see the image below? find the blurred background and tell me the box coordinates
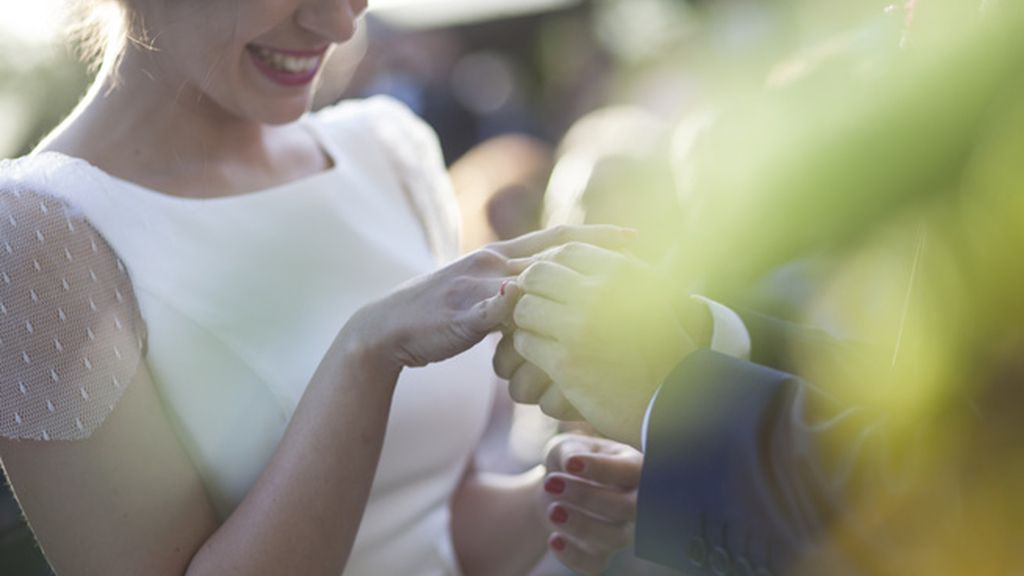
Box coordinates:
[4,0,1024,574]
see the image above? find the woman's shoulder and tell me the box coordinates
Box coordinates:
[310,96,461,262]
[0,151,108,204]
[309,95,447,175]
[310,94,430,135]
[0,158,147,442]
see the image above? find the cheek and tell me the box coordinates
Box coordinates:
[165,2,262,69]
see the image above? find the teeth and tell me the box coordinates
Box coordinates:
[253,46,321,75]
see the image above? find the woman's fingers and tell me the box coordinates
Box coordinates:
[549,533,611,576]
[545,435,644,489]
[547,502,633,549]
[490,224,636,259]
[563,450,644,490]
[545,435,592,473]
[541,435,639,576]
[458,281,521,336]
[542,474,637,523]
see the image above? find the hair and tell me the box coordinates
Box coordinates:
[65,0,140,73]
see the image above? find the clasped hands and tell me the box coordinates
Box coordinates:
[354,220,700,445]
[492,232,702,448]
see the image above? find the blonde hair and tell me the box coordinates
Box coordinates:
[65,0,136,73]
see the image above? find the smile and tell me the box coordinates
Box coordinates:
[247,45,328,87]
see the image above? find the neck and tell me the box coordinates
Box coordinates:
[41,45,276,178]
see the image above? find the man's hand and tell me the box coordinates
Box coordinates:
[497,241,697,447]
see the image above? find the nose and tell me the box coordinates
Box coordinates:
[296,0,368,44]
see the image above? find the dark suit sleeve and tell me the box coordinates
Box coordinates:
[636,349,886,575]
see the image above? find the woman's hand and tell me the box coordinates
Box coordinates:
[344,225,638,373]
[538,434,642,575]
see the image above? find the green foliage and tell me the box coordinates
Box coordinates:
[0,37,91,157]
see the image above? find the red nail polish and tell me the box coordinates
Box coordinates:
[550,536,567,552]
[550,506,568,524]
[544,477,566,495]
[567,457,585,474]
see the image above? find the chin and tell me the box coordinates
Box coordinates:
[260,103,312,125]
[245,95,315,126]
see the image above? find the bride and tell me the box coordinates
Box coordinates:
[0,0,641,574]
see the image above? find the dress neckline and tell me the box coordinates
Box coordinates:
[38,115,344,206]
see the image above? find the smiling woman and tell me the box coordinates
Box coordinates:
[0,1,641,575]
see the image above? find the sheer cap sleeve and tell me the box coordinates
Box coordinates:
[0,180,146,441]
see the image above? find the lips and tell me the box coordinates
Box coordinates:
[247,44,328,87]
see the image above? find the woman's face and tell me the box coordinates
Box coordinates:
[133,0,368,124]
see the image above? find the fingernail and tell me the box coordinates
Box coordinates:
[544,477,566,495]
[550,506,568,524]
[550,535,567,552]
[567,457,585,474]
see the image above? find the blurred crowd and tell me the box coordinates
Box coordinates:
[4,0,1024,573]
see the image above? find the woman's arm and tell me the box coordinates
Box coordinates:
[451,463,549,576]
[1,307,404,576]
[0,217,634,576]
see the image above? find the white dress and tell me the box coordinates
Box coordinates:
[3,96,494,575]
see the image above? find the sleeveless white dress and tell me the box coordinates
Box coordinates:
[13,96,494,575]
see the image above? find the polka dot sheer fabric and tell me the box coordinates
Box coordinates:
[0,188,146,441]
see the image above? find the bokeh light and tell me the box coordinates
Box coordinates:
[0,0,66,46]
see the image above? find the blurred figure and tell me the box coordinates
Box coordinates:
[499,0,1024,574]
[450,134,554,253]
[545,106,682,263]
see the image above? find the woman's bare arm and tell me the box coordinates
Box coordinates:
[451,463,549,576]
[0,217,635,575]
[2,320,400,576]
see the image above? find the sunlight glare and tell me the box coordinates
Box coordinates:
[0,0,67,46]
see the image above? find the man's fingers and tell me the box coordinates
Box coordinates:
[492,331,524,380]
[513,329,563,382]
[544,241,635,277]
[518,260,586,305]
[539,385,581,421]
[490,224,636,259]
[508,362,552,404]
[513,294,572,341]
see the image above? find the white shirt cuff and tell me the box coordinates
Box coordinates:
[691,295,751,361]
[641,297,751,452]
